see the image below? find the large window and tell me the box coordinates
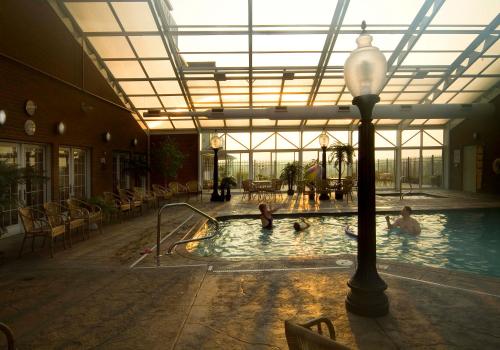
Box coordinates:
[59,147,89,201]
[200,128,445,190]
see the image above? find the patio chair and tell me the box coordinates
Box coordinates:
[241,180,257,201]
[342,179,354,203]
[0,322,15,350]
[45,201,86,244]
[18,207,67,258]
[266,179,283,201]
[185,180,202,201]
[133,187,157,209]
[151,184,173,204]
[118,189,142,216]
[103,192,131,221]
[67,198,103,234]
[168,181,188,196]
[284,317,351,350]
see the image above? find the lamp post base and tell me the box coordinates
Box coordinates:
[210,193,224,202]
[345,281,388,317]
[319,192,330,200]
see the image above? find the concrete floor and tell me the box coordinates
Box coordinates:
[1,190,500,349]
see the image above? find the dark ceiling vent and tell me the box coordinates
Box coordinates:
[214,72,226,81]
[338,106,350,112]
[211,108,224,113]
[146,109,161,117]
[401,105,412,111]
[187,61,216,68]
[283,72,295,80]
[275,106,288,112]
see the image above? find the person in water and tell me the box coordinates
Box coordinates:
[293,217,311,231]
[259,203,280,229]
[385,206,421,235]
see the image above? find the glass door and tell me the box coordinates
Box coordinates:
[59,147,89,202]
[113,152,130,191]
[1,142,48,236]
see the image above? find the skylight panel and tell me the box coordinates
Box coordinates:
[281,94,308,102]
[170,0,247,25]
[412,34,478,51]
[160,96,188,108]
[129,36,168,57]
[318,85,344,93]
[464,77,498,91]
[119,81,154,95]
[191,95,220,103]
[129,96,162,108]
[253,87,281,93]
[225,119,250,127]
[402,52,461,66]
[252,119,276,127]
[328,119,352,126]
[141,60,176,78]
[88,37,135,58]
[430,0,500,25]
[177,35,248,53]
[449,92,483,103]
[447,78,473,91]
[277,120,302,126]
[424,119,448,125]
[181,54,248,67]
[253,0,338,25]
[253,35,327,52]
[111,2,158,32]
[432,92,456,104]
[199,120,225,127]
[105,60,146,78]
[343,0,424,25]
[146,120,173,129]
[334,34,403,51]
[482,59,500,75]
[221,95,249,103]
[152,81,183,94]
[464,57,495,75]
[306,120,328,126]
[65,2,120,32]
[315,94,340,102]
[253,94,279,102]
[253,53,321,67]
[187,80,218,88]
[171,119,196,129]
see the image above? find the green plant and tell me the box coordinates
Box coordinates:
[88,196,117,216]
[329,143,355,185]
[123,157,150,187]
[220,176,237,189]
[151,139,186,181]
[280,162,302,194]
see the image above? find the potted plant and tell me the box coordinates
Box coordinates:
[220,176,237,201]
[329,143,355,200]
[151,138,185,186]
[280,162,302,196]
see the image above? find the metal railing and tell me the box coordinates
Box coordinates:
[399,176,413,200]
[156,202,219,265]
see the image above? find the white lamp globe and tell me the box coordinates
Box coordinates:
[319,132,330,148]
[344,22,387,98]
[210,134,222,149]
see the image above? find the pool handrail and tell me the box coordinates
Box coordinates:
[399,176,413,200]
[156,202,219,265]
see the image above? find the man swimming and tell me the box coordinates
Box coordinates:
[259,203,279,229]
[385,206,421,235]
[293,217,311,231]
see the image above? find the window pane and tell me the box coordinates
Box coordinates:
[65,2,120,32]
[422,149,443,188]
[111,2,158,31]
[129,36,168,58]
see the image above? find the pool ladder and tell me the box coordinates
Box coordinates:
[399,176,413,200]
[156,202,219,266]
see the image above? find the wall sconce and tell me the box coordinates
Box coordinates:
[57,122,65,135]
[100,151,107,170]
[0,110,6,125]
[81,102,94,113]
[104,131,111,142]
[472,132,478,140]
[132,138,138,147]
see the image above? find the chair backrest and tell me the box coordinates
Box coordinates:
[273,179,283,190]
[168,182,180,193]
[0,322,15,350]
[66,198,80,217]
[118,189,130,202]
[186,180,199,192]
[43,202,64,227]
[284,320,351,350]
[18,207,35,233]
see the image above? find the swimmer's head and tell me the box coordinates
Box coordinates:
[258,203,267,213]
[293,222,301,231]
[401,206,412,217]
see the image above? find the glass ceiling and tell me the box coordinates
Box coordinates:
[59,0,500,131]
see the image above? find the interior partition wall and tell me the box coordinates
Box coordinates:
[200,127,446,191]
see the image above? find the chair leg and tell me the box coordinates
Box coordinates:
[62,233,67,249]
[18,234,27,258]
[41,235,47,248]
[31,235,35,252]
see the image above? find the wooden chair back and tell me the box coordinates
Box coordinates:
[18,207,35,233]
[185,180,199,193]
[284,318,350,350]
[43,202,64,227]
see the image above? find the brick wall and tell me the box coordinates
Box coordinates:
[0,0,147,199]
[150,134,199,186]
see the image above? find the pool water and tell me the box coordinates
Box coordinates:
[189,209,500,277]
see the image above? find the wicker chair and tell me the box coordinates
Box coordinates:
[0,322,15,350]
[285,317,351,350]
[103,192,131,221]
[151,184,173,204]
[241,179,257,201]
[341,179,354,203]
[168,181,188,196]
[67,198,103,234]
[18,207,67,258]
[133,187,156,208]
[45,201,86,244]
[185,180,202,201]
[118,189,142,216]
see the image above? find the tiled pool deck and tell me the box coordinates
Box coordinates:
[1,190,500,349]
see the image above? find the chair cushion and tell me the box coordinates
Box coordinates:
[51,225,66,237]
[69,219,85,229]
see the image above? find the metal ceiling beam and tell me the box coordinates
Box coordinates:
[307,0,349,105]
[143,103,495,119]
[421,14,500,104]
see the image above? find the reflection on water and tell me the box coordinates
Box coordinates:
[191,209,500,277]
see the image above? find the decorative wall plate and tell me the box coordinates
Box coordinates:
[25,100,37,116]
[24,119,36,135]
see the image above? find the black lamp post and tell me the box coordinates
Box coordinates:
[210,134,224,202]
[344,21,389,317]
[319,131,330,200]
